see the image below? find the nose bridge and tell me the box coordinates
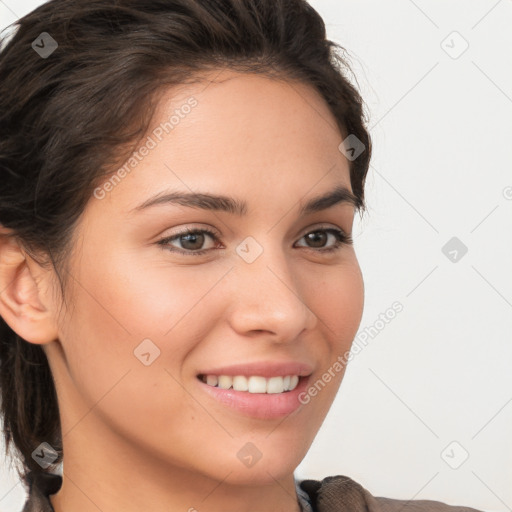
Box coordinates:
[228,236,316,338]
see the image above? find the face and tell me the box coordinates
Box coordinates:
[46,69,365,486]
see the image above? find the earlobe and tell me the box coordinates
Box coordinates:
[0,229,59,345]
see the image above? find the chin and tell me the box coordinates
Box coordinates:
[199,446,300,485]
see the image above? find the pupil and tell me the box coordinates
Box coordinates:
[307,231,326,248]
[182,232,204,250]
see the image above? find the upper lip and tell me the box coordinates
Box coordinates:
[197,361,314,379]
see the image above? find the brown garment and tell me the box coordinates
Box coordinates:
[298,476,483,511]
[21,471,483,512]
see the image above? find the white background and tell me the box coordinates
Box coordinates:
[0,1,511,512]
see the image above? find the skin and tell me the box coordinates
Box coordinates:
[0,69,365,512]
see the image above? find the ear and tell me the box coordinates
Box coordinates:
[0,227,59,345]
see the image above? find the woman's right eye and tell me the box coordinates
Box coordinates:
[157,228,221,256]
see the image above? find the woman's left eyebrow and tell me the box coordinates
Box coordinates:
[130,184,360,216]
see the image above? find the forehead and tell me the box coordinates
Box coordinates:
[89,69,352,218]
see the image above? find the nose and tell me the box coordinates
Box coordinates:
[226,244,318,342]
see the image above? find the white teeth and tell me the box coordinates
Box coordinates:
[217,375,232,389]
[248,376,267,393]
[266,376,284,394]
[201,374,301,393]
[233,375,248,391]
[206,375,218,387]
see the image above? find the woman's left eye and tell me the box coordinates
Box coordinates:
[295,228,353,253]
[157,226,352,256]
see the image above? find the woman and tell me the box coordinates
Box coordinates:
[0,1,483,511]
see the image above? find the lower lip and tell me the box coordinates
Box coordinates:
[197,376,310,420]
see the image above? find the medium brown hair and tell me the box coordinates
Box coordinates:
[0,0,371,487]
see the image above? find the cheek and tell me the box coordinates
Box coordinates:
[298,261,364,409]
[59,253,232,411]
[306,260,364,349]
[90,249,232,339]
[70,243,215,351]
[57,272,204,448]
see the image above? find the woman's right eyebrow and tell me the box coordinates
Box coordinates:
[130,184,361,216]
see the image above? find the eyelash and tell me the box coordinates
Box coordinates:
[156,225,353,257]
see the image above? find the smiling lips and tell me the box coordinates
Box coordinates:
[199,374,300,394]
[195,360,313,418]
